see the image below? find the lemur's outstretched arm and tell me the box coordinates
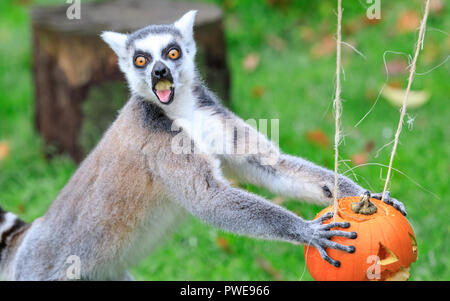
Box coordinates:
[219,114,406,215]
[150,137,356,267]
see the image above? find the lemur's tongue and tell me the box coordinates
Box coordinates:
[156,89,172,103]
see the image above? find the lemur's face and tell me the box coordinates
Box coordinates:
[102,11,197,105]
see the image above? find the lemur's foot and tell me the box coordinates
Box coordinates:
[370,191,407,216]
[303,212,356,267]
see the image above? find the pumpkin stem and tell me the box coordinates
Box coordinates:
[351,191,378,215]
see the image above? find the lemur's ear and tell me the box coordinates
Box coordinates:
[174,10,197,42]
[101,31,128,58]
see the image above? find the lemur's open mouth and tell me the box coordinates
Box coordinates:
[153,79,174,104]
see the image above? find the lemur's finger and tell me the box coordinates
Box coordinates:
[320,239,355,253]
[373,191,407,216]
[323,230,357,239]
[373,191,392,204]
[316,211,334,223]
[384,194,393,205]
[323,221,350,230]
[314,245,341,267]
[392,200,407,216]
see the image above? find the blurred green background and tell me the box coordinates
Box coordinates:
[0,0,449,280]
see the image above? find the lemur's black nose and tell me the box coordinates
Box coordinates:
[152,61,169,79]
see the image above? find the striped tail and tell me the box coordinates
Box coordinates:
[0,207,27,261]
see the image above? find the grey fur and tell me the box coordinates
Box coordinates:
[0,11,406,280]
[126,25,182,49]
[246,155,277,175]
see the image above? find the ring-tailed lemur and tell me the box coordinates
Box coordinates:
[0,11,406,281]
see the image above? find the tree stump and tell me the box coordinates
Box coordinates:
[32,0,229,162]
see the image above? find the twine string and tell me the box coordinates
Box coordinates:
[381,0,431,201]
[333,0,343,219]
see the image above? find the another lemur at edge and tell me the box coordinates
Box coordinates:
[0,11,406,280]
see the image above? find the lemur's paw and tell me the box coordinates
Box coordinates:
[304,212,356,268]
[370,191,407,216]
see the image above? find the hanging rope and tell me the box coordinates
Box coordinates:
[382,0,431,202]
[333,0,343,219]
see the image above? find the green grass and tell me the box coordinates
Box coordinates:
[0,0,449,280]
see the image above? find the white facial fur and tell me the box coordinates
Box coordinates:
[101,10,198,107]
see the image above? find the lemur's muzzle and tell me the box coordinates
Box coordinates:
[151,61,175,105]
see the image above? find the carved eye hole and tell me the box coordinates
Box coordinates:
[168,48,180,60]
[378,243,399,266]
[134,55,147,67]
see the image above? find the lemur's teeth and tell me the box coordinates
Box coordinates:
[155,79,173,91]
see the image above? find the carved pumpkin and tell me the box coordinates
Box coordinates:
[304,196,417,281]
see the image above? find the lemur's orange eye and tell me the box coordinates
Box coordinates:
[134,56,147,67]
[168,49,180,60]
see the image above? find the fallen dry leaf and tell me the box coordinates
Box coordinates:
[0,141,10,161]
[382,85,430,109]
[365,88,377,101]
[257,257,283,280]
[266,34,286,52]
[305,129,330,148]
[251,86,265,98]
[343,19,359,35]
[17,204,27,214]
[242,53,260,72]
[364,140,375,153]
[342,11,380,30]
[216,236,233,254]
[351,152,368,166]
[396,11,420,33]
[383,59,409,76]
[310,35,335,59]
[299,26,315,43]
[430,0,444,14]
[387,80,403,89]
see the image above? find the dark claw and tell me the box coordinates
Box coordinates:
[322,251,340,267]
[350,232,357,239]
[348,246,356,253]
[314,243,341,268]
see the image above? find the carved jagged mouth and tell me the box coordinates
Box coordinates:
[152,79,174,105]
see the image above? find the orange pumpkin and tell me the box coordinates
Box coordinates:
[304,196,417,281]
